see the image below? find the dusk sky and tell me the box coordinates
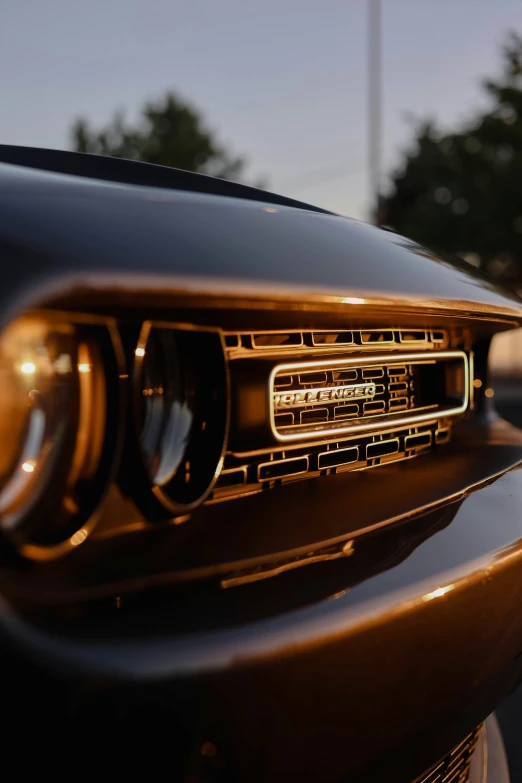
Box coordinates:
[2,0,521,219]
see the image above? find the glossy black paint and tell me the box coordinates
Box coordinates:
[1,432,521,603]
[1,148,522,782]
[3,467,522,781]
[0,144,332,214]
[0,148,521,327]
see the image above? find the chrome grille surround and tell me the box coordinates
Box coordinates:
[270,351,469,442]
[414,725,482,783]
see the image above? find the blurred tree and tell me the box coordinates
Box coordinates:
[382,32,522,284]
[70,92,246,181]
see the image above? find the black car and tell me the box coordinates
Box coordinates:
[0,145,520,782]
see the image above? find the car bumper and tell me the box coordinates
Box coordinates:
[2,463,522,781]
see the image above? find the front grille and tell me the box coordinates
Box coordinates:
[270,351,468,441]
[414,726,482,783]
[208,326,471,505]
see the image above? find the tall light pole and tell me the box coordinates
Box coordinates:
[368,0,382,224]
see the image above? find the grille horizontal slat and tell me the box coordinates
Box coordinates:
[421,765,445,783]
[388,397,409,411]
[414,726,482,783]
[334,404,359,418]
[364,400,386,415]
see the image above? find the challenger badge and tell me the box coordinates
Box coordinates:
[274,383,376,407]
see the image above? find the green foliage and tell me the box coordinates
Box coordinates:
[382,32,522,282]
[70,92,245,181]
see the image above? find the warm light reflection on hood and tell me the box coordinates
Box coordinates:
[423,584,455,601]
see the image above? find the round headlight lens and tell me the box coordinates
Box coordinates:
[132,324,228,515]
[0,316,113,550]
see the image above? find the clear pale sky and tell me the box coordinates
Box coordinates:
[1,0,521,219]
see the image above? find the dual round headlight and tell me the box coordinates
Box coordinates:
[0,315,229,557]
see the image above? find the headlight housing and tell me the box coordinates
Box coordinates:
[125,322,229,518]
[0,315,121,558]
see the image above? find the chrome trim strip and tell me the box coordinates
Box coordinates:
[231,417,442,458]
[221,539,355,588]
[28,272,522,327]
[269,350,469,442]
